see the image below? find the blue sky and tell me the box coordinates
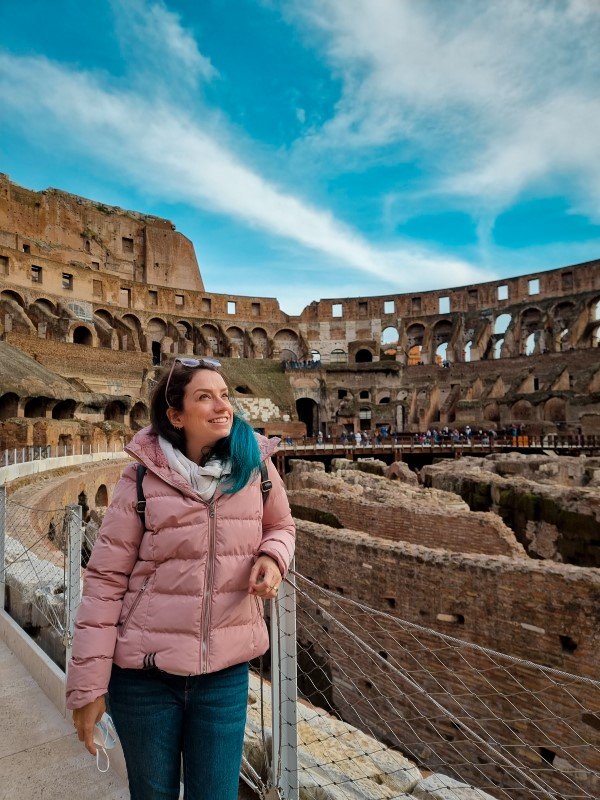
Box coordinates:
[1,0,599,314]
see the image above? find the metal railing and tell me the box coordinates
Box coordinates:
[277,434,600,455]
[0,443,125,467]
[2,492,599,800]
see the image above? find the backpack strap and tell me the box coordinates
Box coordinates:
[136,463,147,528]
[260,460,272,502]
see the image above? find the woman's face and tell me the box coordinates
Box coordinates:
[167,369,233,451]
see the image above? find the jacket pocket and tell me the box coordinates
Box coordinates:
[120,575,150,633]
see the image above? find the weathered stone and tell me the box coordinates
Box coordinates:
[421,455,600,566]
[286,460,525,558]
[411,774,497,800]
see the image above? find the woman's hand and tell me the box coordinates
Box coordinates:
[72,695,106,756]
[249,554,282,600]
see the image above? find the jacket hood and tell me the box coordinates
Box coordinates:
[125,425,280,491]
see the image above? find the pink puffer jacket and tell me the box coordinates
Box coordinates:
[66,427,295,710]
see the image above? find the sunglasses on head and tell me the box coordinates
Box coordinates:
[165,357,222,408]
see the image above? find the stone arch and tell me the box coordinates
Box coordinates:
[521,307,543,355]
[553,300,575,323]
[330,349,347,364]
[175,319,192,338]
[464,341,472,362]
[381,326,399,360]
[512,400,535,421]
[296,397,319,437]
[1,290,32,335]
[494,338,505,359]
[484,402,500,422]
[494,314,512,335]
[23,396,50,418]
[355,348,373,363]
[32,298,57,315]
[52,399,77,420]
[226,326,245,358]
[95,484,108,507]
[377,394,391,404]
[1,289,26,308]
[93,309,116,348]
[432,319,453,354]
[147,317,168,362]
[435,342,448,364]
[359,389,371,400]
[71,324,95,346]
[94,308,114,325]
[273,329,300,358]
[406,324,425,364]
[130,401,148,430]
[310,349,321,363]
[200,323,221,356]
[104,400,127,423]
[544,397,567,423]
[119,313,143,352]
[0,392,20,420]
[251,327,269,358]
[589,296,600,322]
[147,317,167,341]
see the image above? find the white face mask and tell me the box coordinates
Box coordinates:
[93,712,117,773]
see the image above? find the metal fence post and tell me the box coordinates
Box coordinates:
[0,486,6,611]
[270,559,298,799]
[64,503,82,668]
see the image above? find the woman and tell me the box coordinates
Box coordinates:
[66,357,296,799]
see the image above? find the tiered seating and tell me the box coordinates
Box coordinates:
[235,397,282,423]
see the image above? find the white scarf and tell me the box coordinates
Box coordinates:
[158,436,231,502]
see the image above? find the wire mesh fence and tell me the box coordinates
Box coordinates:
[2,486,599,800]
[1,492,72,653]
[278,572,600,800]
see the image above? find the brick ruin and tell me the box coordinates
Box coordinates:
[0,173,599,449]
[282,459,600,799]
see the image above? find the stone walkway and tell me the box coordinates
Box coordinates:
[0,638,258,799]
[0,638,128,799]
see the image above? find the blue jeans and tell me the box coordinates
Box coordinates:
[107,661,249,800]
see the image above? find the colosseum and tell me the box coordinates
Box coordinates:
[1,173,599,451]
[1,174,599,800]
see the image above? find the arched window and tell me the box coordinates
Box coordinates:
[330,349,347,364]
[355,349,373,363]
[494,314,511,335]
[73,326,93,345]
[95,485,108,507]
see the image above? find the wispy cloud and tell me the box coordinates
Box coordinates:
[110,0,217,86]
[290,0,600,219]
[0,40,487,292]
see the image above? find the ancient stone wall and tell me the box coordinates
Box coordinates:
[294,519,600,800]
[421,455,600,567]
[285,459,525,558]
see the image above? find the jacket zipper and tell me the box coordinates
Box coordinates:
[201,500,217,673]
[128,457,223,675]
[121,575,150,632]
